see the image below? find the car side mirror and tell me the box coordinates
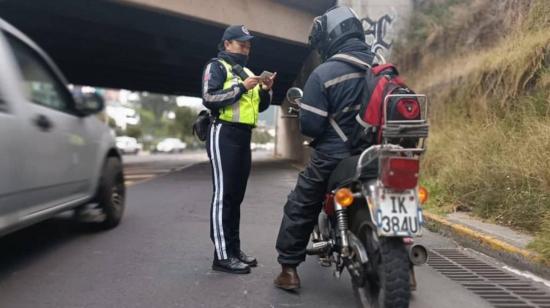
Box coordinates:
[286,87,303,106]
[75,93,105,116]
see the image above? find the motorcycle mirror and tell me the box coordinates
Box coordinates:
[286,87,303,105]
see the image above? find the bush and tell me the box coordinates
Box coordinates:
[125,125,143,139]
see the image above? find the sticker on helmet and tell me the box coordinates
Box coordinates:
[241,26,250,35]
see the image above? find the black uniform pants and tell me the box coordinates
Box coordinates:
[276,150,349,266]
[206,122,252,260]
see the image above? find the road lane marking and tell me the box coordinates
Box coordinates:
[124,162,204,187]
[125,174,156,180]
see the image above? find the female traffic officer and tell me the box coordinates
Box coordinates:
[201,25,276,274]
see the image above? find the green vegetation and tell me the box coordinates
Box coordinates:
[393,0,550,258]
[108,93,200,150]
[252,129,274,144]
[125,125,143,139]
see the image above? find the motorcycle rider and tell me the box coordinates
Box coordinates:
[274,6,376,290]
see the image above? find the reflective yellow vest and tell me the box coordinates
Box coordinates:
[217,59,260,126]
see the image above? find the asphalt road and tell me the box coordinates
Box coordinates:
[122,152,210,186]
[0,152,548,308]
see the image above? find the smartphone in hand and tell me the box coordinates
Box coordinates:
[259,71,274,82]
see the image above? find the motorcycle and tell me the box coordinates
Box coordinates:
[286,87,430,308]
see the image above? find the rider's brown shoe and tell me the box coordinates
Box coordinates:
[274,265,301,290]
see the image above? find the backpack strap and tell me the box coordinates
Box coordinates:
[325,54,371,143]
[372,63,398,75]
[331,104,361,121]
[329,117,349,142]
[329,53,372,70]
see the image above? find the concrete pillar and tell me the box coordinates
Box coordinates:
[274,52,319,163]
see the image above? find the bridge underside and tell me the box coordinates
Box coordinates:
[0,0,316,101]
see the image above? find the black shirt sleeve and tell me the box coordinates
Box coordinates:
[201,60,246,110]
[258,88,272,112]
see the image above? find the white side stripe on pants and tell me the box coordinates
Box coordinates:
[210,124,227,259]
[210,124,222,259]
[214,123,227,259]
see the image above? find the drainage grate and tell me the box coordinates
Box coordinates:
[428,249,550,308]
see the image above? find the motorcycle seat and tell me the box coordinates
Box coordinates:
[328,155,379,191]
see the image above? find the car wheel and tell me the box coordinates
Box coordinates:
[98,157,125,229]
[75,157,125,230]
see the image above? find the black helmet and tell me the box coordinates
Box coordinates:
[308,6,365,60]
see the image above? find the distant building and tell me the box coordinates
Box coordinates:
[106,101,140,130]
[103,89,140,130]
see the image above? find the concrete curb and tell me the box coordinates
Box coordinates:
[423,211,550,279]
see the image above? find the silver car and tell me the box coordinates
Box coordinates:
[0,18,125,236]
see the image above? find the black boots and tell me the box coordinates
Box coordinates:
[274,265,301,290]
[237,250,257,267]
[212,250,257,274]
[212,256,250,274]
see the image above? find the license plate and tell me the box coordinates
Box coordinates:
[373,189,423,236]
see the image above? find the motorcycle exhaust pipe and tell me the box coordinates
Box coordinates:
[306,241,331,255]
[407,244,428,265]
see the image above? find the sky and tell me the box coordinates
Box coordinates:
[176,96,204,109]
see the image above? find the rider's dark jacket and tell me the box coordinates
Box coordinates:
[300,38,375,154]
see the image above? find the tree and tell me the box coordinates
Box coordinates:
[125,125,143,139]
[252,129,273,144]
[172,107,198,138]
[137,108,156,136]
[129,93,199,141]
[139,93,177,121]
[137,93,177,137]
[107,116,117,129]
[107,116,123,136]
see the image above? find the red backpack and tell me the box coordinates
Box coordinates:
[329,54,422,153]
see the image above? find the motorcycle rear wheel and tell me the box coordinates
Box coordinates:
[353,234,410,308]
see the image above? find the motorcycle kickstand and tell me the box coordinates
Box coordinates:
[410,265,418,291]
[333,266,344,279]
[319,256,332,267]
[333,256,345,279]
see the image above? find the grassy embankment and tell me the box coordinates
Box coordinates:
[393,0,550,258]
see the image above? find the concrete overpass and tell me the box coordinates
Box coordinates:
[0,0,412,162]
[0,0,334,102]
